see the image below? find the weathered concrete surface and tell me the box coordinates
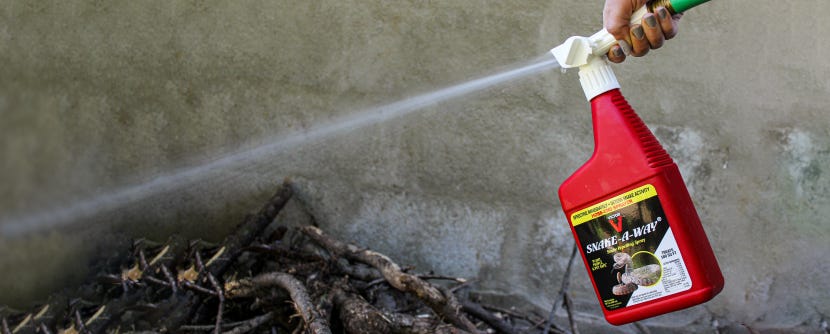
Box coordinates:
[1,0,829,331]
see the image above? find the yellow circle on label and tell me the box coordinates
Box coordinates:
[631,251,663,287]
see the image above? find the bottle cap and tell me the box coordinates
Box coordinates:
[578,56,620,101]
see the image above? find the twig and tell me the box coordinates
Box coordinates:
[180,317,275,331]
[138,249,153,271]
[142,275,172,287]
[245,243,325,263]
[138,250,150,273]
[543,243,578,334]
[225,272,331,334]
[366,277,387,288]
[2,318,9,334]
[333,289,470,334]
[480,305,525,320]
[563,293,578,334]
[38,324,52,334]
[164,180,294,331]
[160,265,178,294]
[449,278,476,294]
[210,179,295,279]
[75,310,89,334]
[741,324,760,334]
[334,261,381,281]
[182,282,220,296]
[206,273,224,334]
[479,304,565,334]
[367,274,467,290]
[419,275,467,283]
[460,299,517,334]
[634,321,652,334]
[221,312,276,334]
[195,252,225,334]
[300,226,479,333]
[136,249,176,291]
[138,240,182,296]
[534,317,559,333]
[332,289,394,333]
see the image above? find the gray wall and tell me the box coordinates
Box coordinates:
[2,0,829,331]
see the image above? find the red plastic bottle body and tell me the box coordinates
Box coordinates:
[558,89,723,325]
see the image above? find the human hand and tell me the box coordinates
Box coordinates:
[603,0,683,63]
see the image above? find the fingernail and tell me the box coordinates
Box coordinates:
[645,15,658,28]
[659,7,669,19]
[612,46,624,58]
[633,26,645,40]
[617,39,632,55]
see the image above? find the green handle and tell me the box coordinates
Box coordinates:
[668,0,712,13]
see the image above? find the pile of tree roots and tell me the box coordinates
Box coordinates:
[0,180,574,334]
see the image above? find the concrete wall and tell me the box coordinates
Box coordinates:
[2,0,829,331]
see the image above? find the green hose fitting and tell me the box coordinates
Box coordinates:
[649,0,712,15]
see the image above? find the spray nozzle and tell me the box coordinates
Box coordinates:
[550,36,594,69]
[550,35,620,101]
[549,5,648,70]
[547,4,662,100]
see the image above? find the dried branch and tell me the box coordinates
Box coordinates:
[633,321,652,334]
[74,310,89,334]
[221,312,276,334]
[563,293,578,334]
[459,299,517,334]
[209,178,295,279]
[478,305,565,334]
[182,282,219,296]
[180,316,278,332]
[162,180,294,330]
[195,251,225,334]
[335,261,381,282]
[368,275,466,289]
[300,226,479,334]
[206,274,224,334]
[742,324,761,334]
[3,178,714,334]
[448,279,476,294]
[543,243,578,334]
[333,289,470,334]
[244,243,325,263]
[160,265,178,294]
[225,272,330,334]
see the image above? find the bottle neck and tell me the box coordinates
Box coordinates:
[590,88,622,103]
[579,56,620,101]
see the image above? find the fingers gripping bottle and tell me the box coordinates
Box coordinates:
[551,38,723,325]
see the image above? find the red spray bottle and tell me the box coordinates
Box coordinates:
[550,0,722,325]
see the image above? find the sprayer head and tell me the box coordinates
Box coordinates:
[550,35,620,100]
[550,36,593,69]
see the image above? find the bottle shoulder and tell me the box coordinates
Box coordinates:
[558,90,674,210]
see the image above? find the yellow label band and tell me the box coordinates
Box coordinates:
[570,184,657,226]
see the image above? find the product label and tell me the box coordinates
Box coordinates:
[571,184,692,311]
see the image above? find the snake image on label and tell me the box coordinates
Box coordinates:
[570,184,693,311]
